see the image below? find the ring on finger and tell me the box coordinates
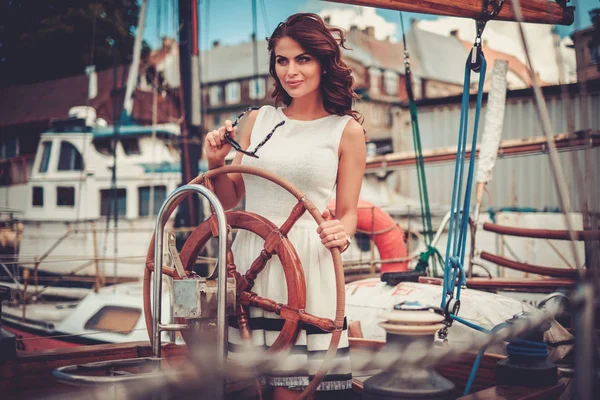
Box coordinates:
[333,233,337,241]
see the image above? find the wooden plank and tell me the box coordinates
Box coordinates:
[483,222,600,241]
[366,130,600,172]
[480,251,579,278]
[419,276,575,291]
[326,0,574,25]
[0,342,187,393]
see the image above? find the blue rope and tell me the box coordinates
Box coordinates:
[453,316,550,395]
[506,339,549,358]
[440,50,487,310]
[449,314,490,334]
[463,322,509,395]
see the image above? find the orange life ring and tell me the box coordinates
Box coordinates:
[328,199,408,273]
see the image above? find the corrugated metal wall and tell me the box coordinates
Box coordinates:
[394,90,599,212]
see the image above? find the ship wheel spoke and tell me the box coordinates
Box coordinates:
[239,291,338,333]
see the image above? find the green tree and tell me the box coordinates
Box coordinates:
[0,0,149,88]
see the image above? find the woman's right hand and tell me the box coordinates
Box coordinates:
[205,119,235,169]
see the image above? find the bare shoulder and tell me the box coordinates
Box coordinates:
[238,109,261,144]
[343,118,364,138]
[243,109,260,131]
[248,109,260,122]
[340,118,367,153]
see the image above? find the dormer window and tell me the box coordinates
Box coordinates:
[369,67,381,94]
[57,141,83,171]
[384,70,399,96]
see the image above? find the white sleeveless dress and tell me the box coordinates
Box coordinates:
[227,105,353,391]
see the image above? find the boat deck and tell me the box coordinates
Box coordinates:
[1,340,570,400]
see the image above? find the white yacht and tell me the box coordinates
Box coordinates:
[0,106,185,295]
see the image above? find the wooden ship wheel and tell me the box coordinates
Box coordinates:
[143,165,346,396]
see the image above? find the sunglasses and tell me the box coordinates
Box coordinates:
[224,107,286,159]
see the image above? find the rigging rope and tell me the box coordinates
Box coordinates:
[398,12,441,277]
[439,9,494,338]
[259,0,270,36]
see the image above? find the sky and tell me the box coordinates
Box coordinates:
[143,0,599,50]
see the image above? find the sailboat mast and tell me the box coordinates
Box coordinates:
[123,0,149,118]
[177,0,203,226]
[252,0,259,105]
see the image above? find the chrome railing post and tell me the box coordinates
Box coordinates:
[151,184,228,396]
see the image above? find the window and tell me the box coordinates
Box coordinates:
[371,105,383,126]
[93,138,114,156]
[39,141,52,173]
[138,185,167,217]
[369,67,381,94]
[100,189,127,217]
[209,85,223,106]
[371,138,394,155]
[385,109,393,127]
[225,82,241,104]
[590,41,600,65]
[413,78,422,100]
[384,70,399,96]
[32,187,43,206]
[57,141,83,171]
[249,78,266,100]
[84,306,141,334]
[0,137,18,159]
[56,186,75,206]
[121,138,141,155]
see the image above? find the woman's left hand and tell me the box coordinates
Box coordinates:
[317,209,348,249]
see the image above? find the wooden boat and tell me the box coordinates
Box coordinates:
[0,2,585,399]
[0,164,575,400]
[0,340,571,400]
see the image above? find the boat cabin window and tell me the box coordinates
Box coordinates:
[57,141,83,171]
[84,306,141,335]
[32,186,44,207]
[93,138,114,156]
[38,141,52,173]
[121,137,141,155]
[138,185,167,217]
[56,186,75,206]
[32,186,44,206]
[100,188,127,217]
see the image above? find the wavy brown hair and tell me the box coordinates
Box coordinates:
[267,13,362,124]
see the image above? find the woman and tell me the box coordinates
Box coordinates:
[204,13,366,399]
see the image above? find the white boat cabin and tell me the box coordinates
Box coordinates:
[0,106,190,281]
[2,106,183,221]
